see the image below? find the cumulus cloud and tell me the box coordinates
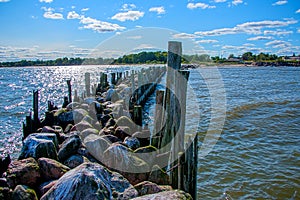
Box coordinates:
[263,29,293,36]
[232,0,243,6]
[296,9,300,13]
[39,0,53,3]
[247,36,274,41]
[67,11,81,19]
[265,40,291,48]
[42,7,63,20]
[80,16,125,32]
[187,2,216,9]
[298,28,300,33]
[0,0,10,2]
[195,19,297,36]
[111,11,144,22]
[149,6,166,14]
[272,1,288,6]
[81,8,89,12]
[121,4,136,11]
[172,33,198,39]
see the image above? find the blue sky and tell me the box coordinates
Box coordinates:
[0,0,299,61]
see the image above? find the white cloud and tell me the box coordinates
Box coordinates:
[111,11,144,22]
[42,7,63,20]
[263,29,293,36]
[196,39,219,43]
[195,19,297,37]
[79,16,125,32]
[214,0,227,2]
[232,0,243,6]
[272,1,288,6]
[187,2,216,9]
[81,8,89,12]
[0,0,10,2]
[149,6,166,15]
[39,0,53,3]
[296,9,300,13]
[67,11,81,19]
[172,33,198,39]
[265,40,291,48]
[121,4,136,11]
[247,36,274,41]
[298,28,300,33]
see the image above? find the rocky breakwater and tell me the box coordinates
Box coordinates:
[0,72,192,199]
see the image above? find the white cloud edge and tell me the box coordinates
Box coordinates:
[149,6,166,15]
[111,10,145,22]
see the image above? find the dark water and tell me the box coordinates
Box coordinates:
[0,66,299,199]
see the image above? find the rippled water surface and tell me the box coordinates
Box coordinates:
[0,66,299,199]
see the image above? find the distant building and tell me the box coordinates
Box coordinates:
[283,56,300,61]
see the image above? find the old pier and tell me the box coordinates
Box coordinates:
[1,41,198,200]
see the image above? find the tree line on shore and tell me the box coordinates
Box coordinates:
[0,51,299,67]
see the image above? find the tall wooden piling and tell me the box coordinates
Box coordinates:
[67,80,72,103]
[85,72,91,97]
[152,90,165,148]
[33,90,39,126]
[133,105,142,128]
[111,73,116,85]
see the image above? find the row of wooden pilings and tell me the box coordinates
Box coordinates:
[22,41,198,199]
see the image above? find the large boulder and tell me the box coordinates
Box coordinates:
[12,185,38,200]
[18,133,58,160]
[134,181,172,196]
[6,158,41,188]
[58,135,82,162]
[41,162,138,200]
[0,155,11,177]
[124,137,140,150]
[79,128,99,141]
[148,165,170,185]
[83,134,111,163]
[103,143,149,185]
[131,190,192,200]
[38,158,70,181]
[63,154,89,169]
[39,180,57,197]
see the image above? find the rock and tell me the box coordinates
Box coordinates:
[134,181,165,196]
[0,187,11,200]
[114,126,131,141]
[0,155,11,177]
[83,134,111,163]
[99,114,112,127]
[18,133,58,160]
[41,126,56,133]
[116,116,137,133]
[58,135,82,162]
[71,120,93,132]
[0,178,8,187]
[66,102,80,110]
[63,154,89,169]
[41,162,138,200]
[134,146,158,167]
[12,185,38,200]
[124,137,140,150]
[39,180,57,196]
[55,109,73,126]
[105,118,116,128]
[64,124,73,133]
[131,190,192,200]
[132,131,151,147]
[73,108,89,123]
[6,158,41,188]
[38,158,70,181]
[79,128,99,141]
[148,165,170,185]
[103,143,149,185]
[101,134,121,143]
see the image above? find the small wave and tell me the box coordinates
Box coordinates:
[226,99,299,121]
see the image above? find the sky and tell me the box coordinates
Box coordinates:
[0,0,299,61]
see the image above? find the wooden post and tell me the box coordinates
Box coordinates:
[85,72,91,97]
[67,80,72,103]
[133,105,142,128]
[33,90,39,126]
[111,73,116,85]
[152,90,164,148]
[131,70,135,94]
